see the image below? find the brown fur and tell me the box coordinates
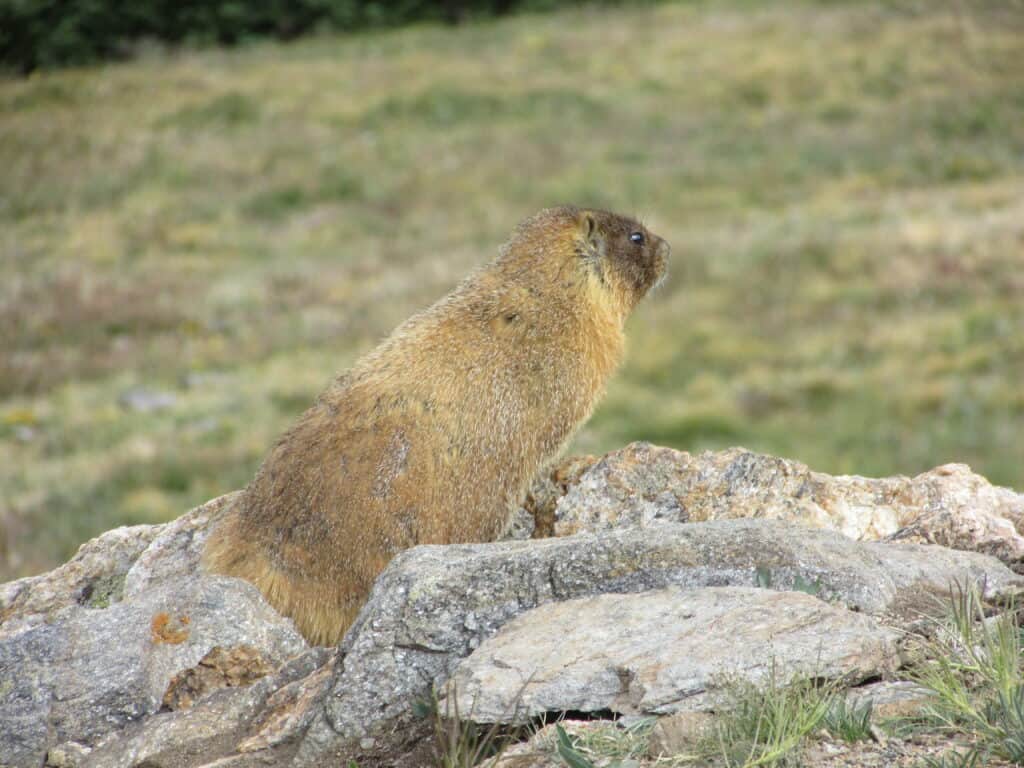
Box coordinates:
[202,206,670,645]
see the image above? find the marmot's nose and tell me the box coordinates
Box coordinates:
[656,238,671,260]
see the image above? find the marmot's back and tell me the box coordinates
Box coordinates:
[203,206,670,645]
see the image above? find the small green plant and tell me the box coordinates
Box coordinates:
[986,683,1024,762]
[553,721,657,768]
[914,749,985,768]
[426,682,529,768]
[790,574,823,597]
[703,665,837,768]
[555,725,597,768]
[822,696,873,742]
[907,583,1024,763]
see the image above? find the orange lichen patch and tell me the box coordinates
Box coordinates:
[151,611,191,644]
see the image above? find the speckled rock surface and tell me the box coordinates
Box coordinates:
[0,523,161,638]
[447,587,900,722]
[0,492,305,768]
[123,492,240,597]
[0,493,238,641]
[647,711,716,757]
[70,648,331,768]
[552,443,1024,568]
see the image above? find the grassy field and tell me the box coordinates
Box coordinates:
[2,0,1023,580]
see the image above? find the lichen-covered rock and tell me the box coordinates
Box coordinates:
[647,711,716,758]
[0,524,160,638]
[552,443,1024,568]
[61,647,331,768]
[162,645,274,711]
[0,493,237,642]
[447,587,900,722]
[0,491,305,768]
[123,492,239,597]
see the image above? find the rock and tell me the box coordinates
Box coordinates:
[483,720,614,768]
[295,518,1019,765]
[845,681,935,721]
[0,492,305,768]
[0,576,306,768]
[4,443,1023,768]
[446,587,900,723]
[522,455,598,538]
[118,388,178,413]
[647,711,715,757]
[14,424,37,442]
[1,524,161,638]
[123,493,239,596]
[502,507,536,541]
[44,742,92,767]
[70,649,332,768]
[552,443,1024,568]
[0,493,237,641]
[162,645,273,711]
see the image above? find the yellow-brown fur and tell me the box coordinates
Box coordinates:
[202,206,669,645]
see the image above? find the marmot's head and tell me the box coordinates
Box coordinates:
[572,207,669,310]
[495,206,669,320]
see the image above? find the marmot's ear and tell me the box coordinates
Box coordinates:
[578,210,599,247]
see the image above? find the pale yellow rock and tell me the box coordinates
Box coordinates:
[552,443,1024,568]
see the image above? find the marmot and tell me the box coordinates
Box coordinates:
[203,206,670,645]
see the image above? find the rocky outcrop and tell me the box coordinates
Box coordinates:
[0,493,310,768]
[1,445,1022,768]
[550,443,1024,567]
[0,574,307,768]
[0,493,239,640]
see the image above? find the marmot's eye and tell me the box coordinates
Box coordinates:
[629,232,645,246]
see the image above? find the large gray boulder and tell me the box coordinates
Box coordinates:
[0,493,239,640]
[0,494,308,768]
[0,574,307,768]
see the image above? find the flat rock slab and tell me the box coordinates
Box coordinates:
[447,587,900,722]
[553,443,1024,567]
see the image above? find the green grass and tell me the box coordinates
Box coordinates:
[2,0,1024,579]
[914,752,985,768]
[703,670,837,767]
[822,696,874,743]
[907,585,1024,765]
[553,718,670,767]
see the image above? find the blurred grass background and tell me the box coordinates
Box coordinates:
[2,0,1023,580]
